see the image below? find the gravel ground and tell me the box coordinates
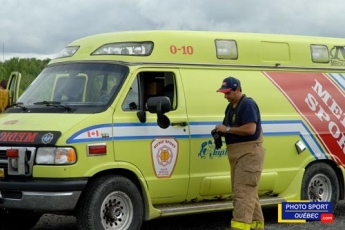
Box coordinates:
[33,201,344,230]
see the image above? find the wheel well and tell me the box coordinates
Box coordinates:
[305,160,344,200]
[75,168,149,218]
[90,168,143,193]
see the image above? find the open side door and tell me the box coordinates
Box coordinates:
[7,71,22,105]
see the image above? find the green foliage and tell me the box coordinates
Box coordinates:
[0,57,50,95]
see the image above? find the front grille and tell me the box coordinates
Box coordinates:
[0,147,36,176]
[0,149,6,160]
[0,149,8,170]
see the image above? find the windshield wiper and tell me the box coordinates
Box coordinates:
[33,101,72,111]
[9,102,28,111]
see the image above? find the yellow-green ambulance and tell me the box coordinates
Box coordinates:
[0,30,344,230]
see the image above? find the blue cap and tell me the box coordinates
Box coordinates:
[217,77,241,93]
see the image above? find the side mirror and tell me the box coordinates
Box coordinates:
[147,96,171,114]
[147,96,171,129]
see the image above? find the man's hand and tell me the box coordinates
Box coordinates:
[214,124,227,134]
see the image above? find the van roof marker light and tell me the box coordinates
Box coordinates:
[215,39,238,60]
[54,46,80,59]
[91,41,154,56]
[311,45,329,63]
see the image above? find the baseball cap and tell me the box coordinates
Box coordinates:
[216,76,241,93]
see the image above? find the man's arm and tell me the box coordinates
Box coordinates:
[215,122,256,136]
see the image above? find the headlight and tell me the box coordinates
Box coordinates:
[36,147,76,165]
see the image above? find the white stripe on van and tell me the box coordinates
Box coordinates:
[67,123,190,143]
[189,121,326,160]
[329,73,345,90]
[262,122,326,160]
[67,120,326,160]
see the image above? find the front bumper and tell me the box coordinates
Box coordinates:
[0,178,87,211]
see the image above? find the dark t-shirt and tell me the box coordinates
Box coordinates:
[222,95,261,144]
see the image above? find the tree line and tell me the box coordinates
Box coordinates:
[0,57,50,95]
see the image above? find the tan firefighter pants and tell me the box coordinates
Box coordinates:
[228,139,265,230]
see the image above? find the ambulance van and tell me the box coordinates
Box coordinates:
[0,30,344,230]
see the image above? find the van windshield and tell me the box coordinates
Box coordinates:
[17,62,129,110]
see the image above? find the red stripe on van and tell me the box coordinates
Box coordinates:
[264,72,345,166]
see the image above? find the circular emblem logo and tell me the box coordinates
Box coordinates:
[42,132,54,144]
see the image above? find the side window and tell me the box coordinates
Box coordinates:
[122,71,177,111]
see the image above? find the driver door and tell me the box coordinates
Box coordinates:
[112,68,191,204]
[6,71,22,106]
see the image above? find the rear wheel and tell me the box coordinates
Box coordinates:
[301,163,339,211]
[0,210,42,230]
[76,175,144,230]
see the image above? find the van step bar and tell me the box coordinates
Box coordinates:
[154,197,285,217]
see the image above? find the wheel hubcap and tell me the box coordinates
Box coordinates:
[308,173,332,202]
[101,191,133,229]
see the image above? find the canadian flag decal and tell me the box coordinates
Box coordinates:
[87,130,99,137]
[264,72,345,166]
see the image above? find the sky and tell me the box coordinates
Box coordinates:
[1,0,345,61]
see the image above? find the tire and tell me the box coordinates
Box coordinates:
[0,210,42,230]
[76,175,144,230]
[301,163,339,212]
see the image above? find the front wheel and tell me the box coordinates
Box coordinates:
[301,163,339,211]
[76,175,144,230]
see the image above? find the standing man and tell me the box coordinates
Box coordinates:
[214,76,265,230]
[0,79,9,112]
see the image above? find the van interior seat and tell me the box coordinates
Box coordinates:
[163,84,174,106]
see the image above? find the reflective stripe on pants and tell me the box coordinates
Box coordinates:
[251,220,264,230]
[231,220,251,230]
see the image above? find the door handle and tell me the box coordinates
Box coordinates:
[171,121,188,127]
